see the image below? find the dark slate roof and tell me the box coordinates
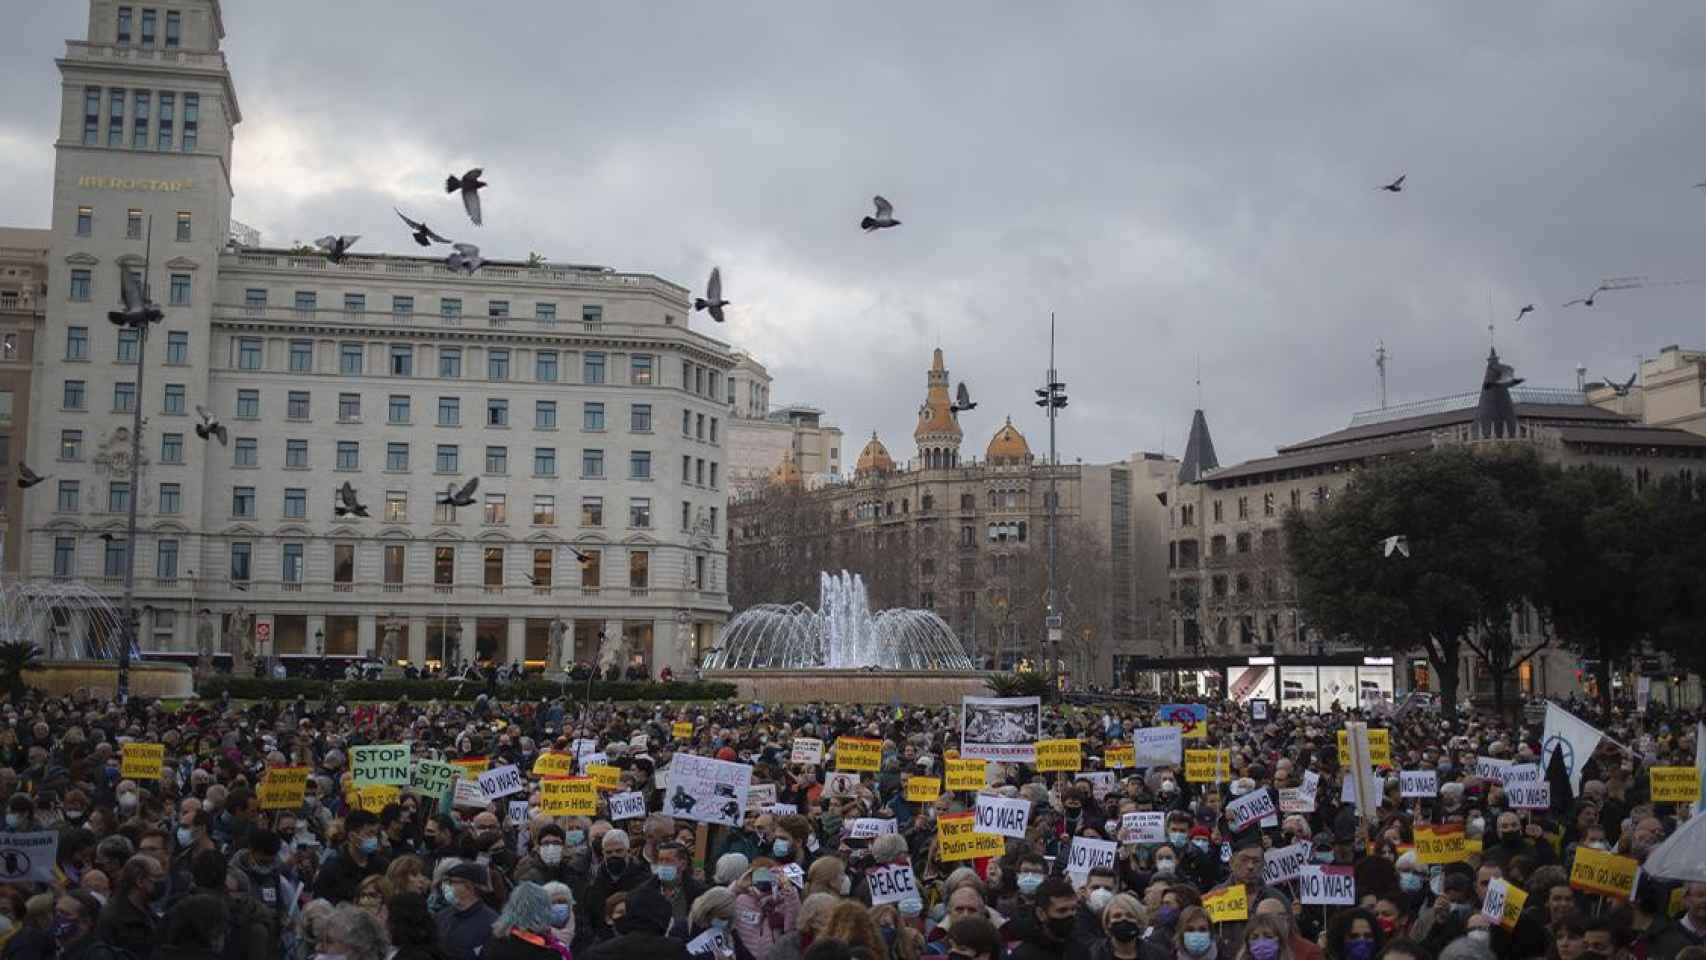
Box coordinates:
[1178,409,1219,483]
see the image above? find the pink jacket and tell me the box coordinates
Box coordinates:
[732,883,801,958]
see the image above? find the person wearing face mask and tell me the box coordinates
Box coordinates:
[1008,877,1081,960]
[1235,914,1292,960]
[1181,827,1223,891]
[1088,892,1146,960]
[682,887,754,960]
[96,854,166,957]
[437,863,500,960]
[1074,868,1120,947]
[584,830,653,942]
[50,891,103,960]
[516,825,583,888]
[730,861,800,959]
[645,843,707,929]
[1322,909,1381,960]
[583,887,690,960]
[1207,838,1290,951]
[313,809,391,907]
[234,830,297,924]
[167,811,216,898]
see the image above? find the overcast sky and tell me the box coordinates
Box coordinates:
[3,2,1704,469]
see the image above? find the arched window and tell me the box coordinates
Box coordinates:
[1215,619,1229,645]
[1017,521,1027,542]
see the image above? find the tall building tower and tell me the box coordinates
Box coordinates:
[914,348,963,469]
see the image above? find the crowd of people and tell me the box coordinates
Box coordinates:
[0,687,1703,960]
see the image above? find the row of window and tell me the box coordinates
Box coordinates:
[234,337,654,388]
[74,208,193,243]
[65,326,191,363]
[248,289,597,328]
[81,85,199,151]
[1175,488,1322,528]
[114,7,182,48]
[67,270,191,305]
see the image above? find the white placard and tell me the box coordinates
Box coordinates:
[1120,811,1166,844]
[766,803,799,815]
[823,772,861,798]
[1300,769,1320,794]
[1503,763,1543,787]
[608,791,648,821]
[686,927,734,960]
[630,734,650,751]
[1262,841,1311,886]
[1227,787,1277,830]
[581,752,609,770]
[1065,836,1118,878]
[790,738,824,766]
[961,696,1042,763]
[0,831,57,883]
[453,778,488,810]
[666,754,754,827]
[1075,772,1116,798]
[849,817,899,839]
[1133,726,1183,767]
[1482,877,1512,925]
[507,800,531,826]
[1476,756,1511,784]
[866,861,921,905]
[782,863,805,888]
[974,795,1033,839]
[1279,787,1315,814]
[1508,780,1550,810]
[747,784,778,807]
[1298,864,1357,905]
[477,764,525,801]
[572,738,599,761]
[1400,770,1438,798]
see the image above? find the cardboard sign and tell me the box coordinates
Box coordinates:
[1204,884,1249,922]
[1065,836,1118,878]
[1134,726,1184,766]
[1482,877,1528,930]
[1570,845,1640,900]
[507,800,531,826]
[1035,739,1083,772]
[1279,787,1315,814]
[1120,811,1166,844]
[1227,788,1277,830]
[541,777,597,816]
[1184,749,1231,783]
[1337,729,1392,767]
[0,831,59,883]
[1263,841,1312,886]
[1298,864,1356,905]
[937,811,1005,861]
[121,742,165,780]
[849,818,899,839]
[410,760,460,798]
[532,752,574,777]
[477,764,527,801]
[835,737,883,772]
[355,785,399,813]
[351,744,412,787]
[687,927,734,959]
[1508,780,1550,810]
[259,766,310,810]
[672,721,694,740]
[1105,744,1135,769]
[974,795,1032,839]
[608,791,647,821]
[790,737,824,766]
[823,771,862,798]
[586,764,622,791]
[945,758,987,792]
[452,779,489,810]
[1399,770,1438,798]
[1414,823,1467,865]
[960,695,1042,763]
[1475,756,1511,784]
[1158,704,1210,740]
[866,861,921,906]
[1250,699,1269,721]
[906,776,942,802]
[667,754,754,827]
[1652,766,1702,804]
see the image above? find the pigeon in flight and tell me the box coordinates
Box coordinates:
[1484,358,1524,390]
[395,209,451,247]
[562,545,591,564]
[1603,372,1639,397]
[693,267,729,323]
[1379,535,1410,558]
[98,532,127,544]
[446,168,486,225]
[523,574,549,587]
[1513,304,1534,322]
[16,463,47,490]
[1378,174,1406,193]
[861,195,900,231]
[193,404,228,446]
[335,482,370,518]
[108,270,161,327]
[314,235,359,263]
[1563,285,1608,308]
[951,382,977,413]
[446,243,483,275]
[437,476,479,507]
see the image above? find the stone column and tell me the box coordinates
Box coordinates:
[505,617,527,666]
[357,615,377,658]
[407,614,428,666]
[457,616,478,665]
[655,616,681,676]
[602,619,625,676]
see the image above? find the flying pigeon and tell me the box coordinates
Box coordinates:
[437,476,479,507]
[107,270,160,327]
[563,545,591,564]
[1513,304,1534,322]
[693,267,728,323]
[1379,535,1410,558]
[1484,358,1524,390]
[98,532,126,544]
[395,209,452,246]
[1603,372,1638,397]
[446,168,486,225]
[16,462,47,489]
[523,574,548,587]
[951,381,977,413]
[335,482,370,518]
[313,235,359,263]
[861,195,900,231]
[193,404,228,446]
[1563,285,1608,308]
[446,243,483,275]
[1378,174,1406,193]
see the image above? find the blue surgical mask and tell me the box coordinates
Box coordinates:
[360,837,380,855]
[1400,872,1423,893]
[771,838,791,857]
[566,830,586,846]
[1314,850,1334,864]
[176,827,194,847]
[1183,931,1214,956]
[1017,873,1044,895]
[1168,831,1189,847]
[657,864,679,884]
[441,882,458,905]
[1192,839,1211,852]
[550,904,572,926]
[899,896,923,918]
[712,917,730,931]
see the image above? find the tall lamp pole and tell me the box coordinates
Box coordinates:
[1034,313,1068,687]
[112,218,163,703]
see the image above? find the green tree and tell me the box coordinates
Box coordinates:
[0,640,43,700]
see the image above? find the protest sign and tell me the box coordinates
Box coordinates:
[1120,811,1166,844]
[608,791,647,821]
[586,763,622,791]
[1279,787,1315,814]
[1184,749,1231,783]
[452,779,488,810]
[1204,884,1248,922]
[937,812,1004,861]
[790,737,824,766]
[945,758,987,792]
[1066,836,1118,879]
[974,795,1032,839]
[1399,770,1438,798]
[1105,744,1135,769]
[540,777,597,816]
[1652,766,1701,804]
[960,696,1041,762]
[835,737,883,772]
[1227,787,1277,831]
[1158,704,1210,740]
[1035,739,1082,772]
[906,776,942,802]
[450,756,489,779]
[0,831,59,883]
[1134,726,1184,766]
[477,764,526,801]
[259,766,309,810]
[1250,699,1269,721]
[354,784,399,813]
[1298,865,1356,905]
[748,784,778,807]
[1075,772,1116,799]
[532,752,574,777]
[1482,877,1528,930]
[1570,846,1640,900]
[1263,842,1311,886]
[121,742,165,780]
[767,803,799,816]
[1414,823,1467,865]
[866,861,921,906]
[1475,757,1511,784]
[667,754,754,827]
[686,927,734,960]
[823,772,862,798]
[1337,729,1392,767]
[507,801,530,826]
[410,760,460,798]
[672,721,694,740]
[351,744,411,787]
[850,818,899,839]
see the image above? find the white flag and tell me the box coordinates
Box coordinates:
[1694,722,1706,816]
[1542,703,1603,797]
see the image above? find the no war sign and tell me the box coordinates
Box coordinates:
[1227,787,1276,830]
[974,795,1032,839]
[1298,864,1356,905]
[866,862,920,906]
[477,763,526,801]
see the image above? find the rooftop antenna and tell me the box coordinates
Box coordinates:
[1374,340,1390,409]
[1194,353,1203,409]
[1487,289,1495,350]
[1575,364,1587,392]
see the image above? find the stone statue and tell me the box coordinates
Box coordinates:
[228,606,253,675]
[548,619,567,673]
[379,615,406,664]
[674,615,695,670]
[596,631,620,673]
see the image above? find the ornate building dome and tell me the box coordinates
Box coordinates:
[985,417,1032,464]
[855,432,895,478]
[769,448,803,488]
[914,348,964,470]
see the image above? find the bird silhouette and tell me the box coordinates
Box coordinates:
[861,195,900,231]
[446,243,483,275]
[108,270,161,328]
[951,382,977,413]
[1378,174,1406,193]
[437,476,479,507]
[395,209,451,246]
[1563,285,1608,308]
[98,532,127,544]
[1484,358,1524,390]
[693,267,728,323]
[1603,372,1639,397]
[193,404,228,446]
[335,482,370,518]
[446,168,486,225]
[1513,304,1535,322]
[563,545,591,564]
[1379,535,1410,558]
[523,574,549,587]
[15,462,46,490]
[313,235,359,263]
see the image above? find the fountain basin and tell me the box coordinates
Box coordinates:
[24,659,196,699]
[705,668,992,705]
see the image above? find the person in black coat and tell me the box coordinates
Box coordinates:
[95,855,164,960]
[583,888,690,960]
[1007,878,1082,960]
[583,834,653,942]
[314,809,391,906]
[437,864,501,960]
[386,893,451,960]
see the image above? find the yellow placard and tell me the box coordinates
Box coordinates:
[1184,749,1231,783]
[1465,837,1483,856]
[1671,887,1687,918]
[1650,766,1701,804]
[672,721,694,740]
[1035,739,1083,773]
[450,757,489,779]
[1205,885,1249,923]
[259,766,310,811]
[945,759,987,792]
[532,752,574,777]
[937,812,1005,861]
[1337,729,1393,768]
[906,776,942,802]
[587,763,622,791]
[121,742,165,780]
[1105,744,1135,769]
[835,737,883,772]
[1570,845,1639,900]
[541,777,597,816]
[1498,883,1528,930]
[355,785,400,814]
[1414,823,1467,865]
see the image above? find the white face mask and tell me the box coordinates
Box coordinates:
[540,843,564,866]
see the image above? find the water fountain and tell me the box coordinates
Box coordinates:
[1,580,195,698]
[703,571,987,704]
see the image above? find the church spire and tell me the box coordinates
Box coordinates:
[1178,409,1219,483]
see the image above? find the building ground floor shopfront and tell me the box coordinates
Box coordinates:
[1112,654,1399,712]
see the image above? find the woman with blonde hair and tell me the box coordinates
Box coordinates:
[805,856,849,900]
[387,854,433,897]
[868,903,925,960]
[1234,914,1293,960]
[820,901,886,960]
[356,874,393,924]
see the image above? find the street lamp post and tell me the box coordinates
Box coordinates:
[112,218,164,704]
[1034,313,1068,687]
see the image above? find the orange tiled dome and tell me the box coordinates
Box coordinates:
[986,417,1031,464]
[855,433,895,477]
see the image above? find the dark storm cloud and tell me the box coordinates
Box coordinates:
[3,1,1705,467]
